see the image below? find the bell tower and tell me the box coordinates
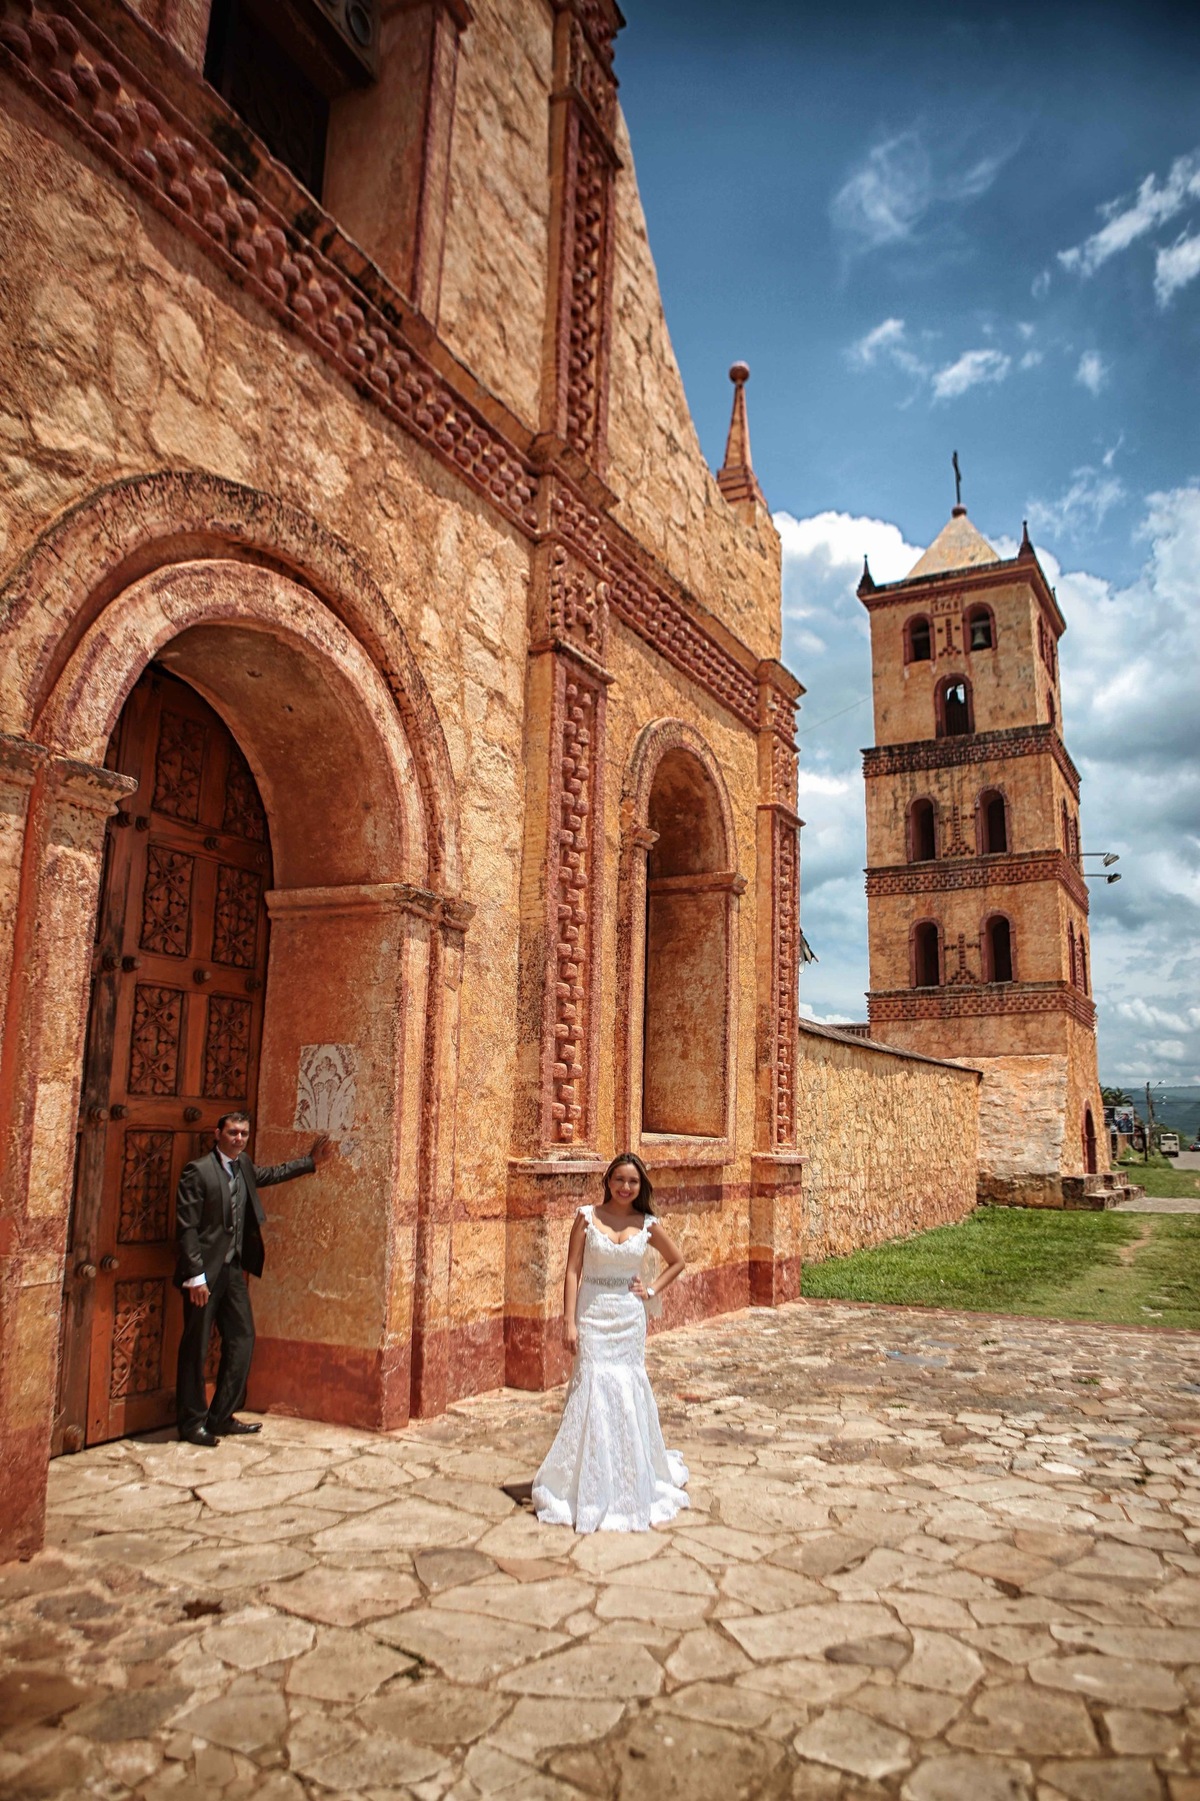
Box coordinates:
[857,500,1105,1206]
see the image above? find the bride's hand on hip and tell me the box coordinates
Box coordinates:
[628,1277,648,1299]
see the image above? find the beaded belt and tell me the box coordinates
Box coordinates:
[581,1275,634,1289]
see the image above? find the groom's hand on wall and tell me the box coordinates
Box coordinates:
[310,1135,336,1166]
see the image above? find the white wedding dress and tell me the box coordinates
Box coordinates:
[532,1205,689,1533]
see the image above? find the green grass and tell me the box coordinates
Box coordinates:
[1118,1157,1200,1200]
[803,1206,1200,1329]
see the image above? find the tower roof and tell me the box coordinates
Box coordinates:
[906,506,1000,579]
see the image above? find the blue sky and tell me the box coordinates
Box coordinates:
[618,0,1200,1085]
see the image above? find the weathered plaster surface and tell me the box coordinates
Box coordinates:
[796,1023,980,1264]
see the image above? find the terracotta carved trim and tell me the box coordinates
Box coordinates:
[0,3,539,524]
[540,659,606,1147]
[0,3,771,737]
[863,726,1081,799]
[867,850,1090,911]
[868,983,1097,1028]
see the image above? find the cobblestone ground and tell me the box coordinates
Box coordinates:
[5,1301,1200,1801]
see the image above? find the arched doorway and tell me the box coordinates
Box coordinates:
[1084,1107,1098,1176]
[55,667,272,1450]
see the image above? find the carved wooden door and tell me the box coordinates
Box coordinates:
[56,667,272,1450]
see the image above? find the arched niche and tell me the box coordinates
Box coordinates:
[0,482,468,1458]
[617,721,742,1157]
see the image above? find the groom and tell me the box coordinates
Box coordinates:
[174,1111,335,1446]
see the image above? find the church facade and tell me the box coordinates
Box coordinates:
[0,0,806,1557]
[858,506,1105,1208]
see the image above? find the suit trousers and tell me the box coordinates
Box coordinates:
[176,1259,256,1434]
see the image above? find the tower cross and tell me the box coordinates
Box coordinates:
[952,450,962,509]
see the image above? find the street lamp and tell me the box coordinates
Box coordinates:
[1083,852,1120,866]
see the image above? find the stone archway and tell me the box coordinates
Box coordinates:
[0,477,468,1559]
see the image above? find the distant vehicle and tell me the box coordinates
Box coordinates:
[1190,1140,1200,1153]
[1160,1132,1180,1157]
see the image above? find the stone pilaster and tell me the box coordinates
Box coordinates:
[751,664,806,1305]
[0,748,134,1562]
[543,0,622,473]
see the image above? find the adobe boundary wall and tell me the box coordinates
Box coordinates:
[797,1019,981,1264]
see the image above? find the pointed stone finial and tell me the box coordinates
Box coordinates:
[1018,519,1035,559]
[717,362,766,508]
[857,555,876,596]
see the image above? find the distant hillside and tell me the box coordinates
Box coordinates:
[1102,1084,1200,1138]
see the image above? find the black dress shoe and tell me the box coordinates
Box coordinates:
[211,1417,262,1437]
[179,1425,219,1447]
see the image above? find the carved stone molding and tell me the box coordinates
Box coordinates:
[869,983,1097,1029]
[0,0,539,534]
[545,3,620,472]
[863,725,1081,800]
[0,1,774,738]
[535,540,610,665]
[867,849,1089,910]
[266,881,474,934]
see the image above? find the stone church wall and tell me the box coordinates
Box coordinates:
[0,0,806,1556]
[796,1021,980,1264]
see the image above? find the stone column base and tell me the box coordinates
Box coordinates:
[749,1153,805,1306]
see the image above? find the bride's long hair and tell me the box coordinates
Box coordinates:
[603,1151,654,1216]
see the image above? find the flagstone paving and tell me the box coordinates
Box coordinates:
[4,1300,1200,1799]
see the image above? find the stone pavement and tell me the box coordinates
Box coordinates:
[4,1302,1200,1801]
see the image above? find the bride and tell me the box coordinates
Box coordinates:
[532,1152,689,1533]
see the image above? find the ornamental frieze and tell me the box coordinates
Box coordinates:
[0,0,767,740]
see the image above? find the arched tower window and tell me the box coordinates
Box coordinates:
[1061,799,1071,854]
[1079,935,1089,995]
[913,921,941,988]
[1067,920,1077,987]
[966,605,994,651]
[979,789,1007,854]
[936,675,973,738]
[909,798,937,862]
[984,914,1014,983]
[905,616,932,663]
[642,747,731,1137]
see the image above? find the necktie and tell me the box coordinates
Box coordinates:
[225,1159,244,1264]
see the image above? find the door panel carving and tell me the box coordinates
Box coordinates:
[56,666,272,1450]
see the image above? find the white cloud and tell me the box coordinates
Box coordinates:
[1075,350,1108,395]
[831,131,932,251]
[1059,151,1200,278]
[831,125,1017,256]
[1155,230,1200,305]
[1019,349,1043,370]
[1144,1039,1189,1063]
[931,347,1011,401]
[776,487,1200,1078]
[1027,463,1126,537]
[799,1002,856,1026]
[1117,999,1200,1034]
[1032,269,1052,298]
[848,317,908,367]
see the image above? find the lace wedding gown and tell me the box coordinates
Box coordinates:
[532,1205,689,1533]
